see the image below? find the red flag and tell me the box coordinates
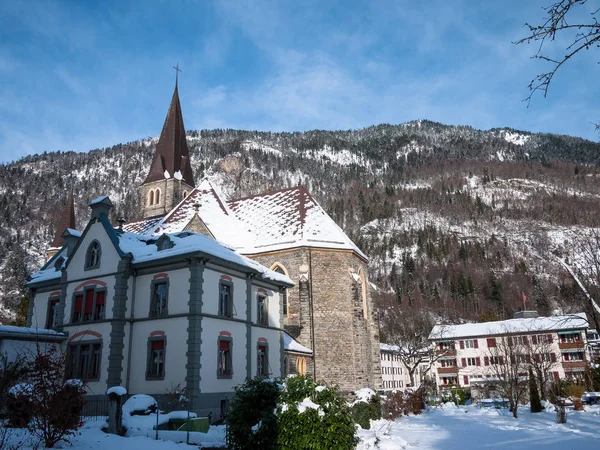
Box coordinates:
[522,292,527,310]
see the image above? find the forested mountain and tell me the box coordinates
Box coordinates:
[2,120,600,326]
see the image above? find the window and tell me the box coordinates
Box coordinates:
[46,297,60,329]
[466,357,477,366]
[257,295,268,326]
[219,281,233,318]
[563,352,584,361]
[560,332,581,343]
[155,189,161,204]
[272,266,288,317]
[148,190,154,206]
[150,280,169,317]
[147,337,166,379]
[72,288,106,323]
[486,338,496,347]
[438,342,455,351]
[217,338,233,378]
[464,339,478,349]
[257,343,269,377]
[441,359,455,368]
[85,241,101,270]
[67,341,102,381]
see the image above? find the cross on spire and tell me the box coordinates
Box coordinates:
[173,62,181,87]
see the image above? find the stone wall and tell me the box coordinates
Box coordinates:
[251,247,381,392]
[141,179,193,218]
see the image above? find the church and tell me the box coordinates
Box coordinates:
[26,77,381,414]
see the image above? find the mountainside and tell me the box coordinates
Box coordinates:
[2,120,600,325]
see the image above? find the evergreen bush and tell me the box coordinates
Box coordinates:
[529,369,543,413]
[227,376,358,450]
[350,393,381,429]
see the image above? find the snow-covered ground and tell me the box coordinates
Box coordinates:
[4,403,599,449]
[358,402,600,450]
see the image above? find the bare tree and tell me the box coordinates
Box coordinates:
[522,332,560,399]
[486,331,530,418]
[515,0,600,104]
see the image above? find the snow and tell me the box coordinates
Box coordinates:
[357,403,600,450]
[283,332,313,354]
[501,130,530,146]
[8,383,32,396]
[430,312,588,340]
[107,386,127,396]
[65,228,82,237]
[351,388,376,406]
[297,397,324,416]
[122,394,158,418]
[173,170,182,181]
[0,325,64,336]
[163,170,170,179]
[65,379,83,388]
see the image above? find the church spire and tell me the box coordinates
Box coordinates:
[47,190,76,260]
[143,68,195,187]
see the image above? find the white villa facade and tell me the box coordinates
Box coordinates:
[428,312,590,398]
[379,343,431,391]
[26,196,294,418]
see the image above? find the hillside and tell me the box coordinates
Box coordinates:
[2,120,600,325]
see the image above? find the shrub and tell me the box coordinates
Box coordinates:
[5,384,32,428]
[26,348,86,448]
[227,376,358,450]
[0,354,29,416]
[382,388,426,419]
[529,369,543,413]
[441,388,466,405]
[350,391,381,430]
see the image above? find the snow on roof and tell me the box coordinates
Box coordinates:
[429,313,588,340]
[27,246,68,285]
[64,228,81,237]
[89,195,109,205]
[117,230,293,286]
[284,332,312,355]
[380,343,401,352]
[122,216,164,235]
[0,325,65,337]
[229,186,367,258]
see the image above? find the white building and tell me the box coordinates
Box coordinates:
[379,343,431,391]
[428,311,589,397]
[27,196,294,418]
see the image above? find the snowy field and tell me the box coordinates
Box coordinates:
[358,402,600,450]
[3,402,600,449]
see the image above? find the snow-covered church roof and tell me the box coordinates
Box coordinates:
[123,180,366,259]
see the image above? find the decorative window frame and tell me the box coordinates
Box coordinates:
[271,264,289,318]
[217,336,233,379]
[257,293,268,326]
[71,285,107,324]
[218,279,234,318]
[84,240,102,270]
[257,341,269,377]
[67,339,103,381]
[146,335,167,380]
[149,277,170,317]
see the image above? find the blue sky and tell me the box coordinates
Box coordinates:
[0,0,598,163]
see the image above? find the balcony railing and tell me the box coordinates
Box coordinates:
[437,367,458,375]
[436,349,456,357]
[562,360,586,369]
[558,341,585,350]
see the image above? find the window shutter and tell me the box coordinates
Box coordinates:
[96,291,105,305]
[547,334,553,343]
[532,335,537,345]
[220,340,230,351]
[476,357,481,366]
[460,340,465,349]
[74,294,83,312]
[534,354,541,363]
[84,290,94,314]
[487,338,496,347]
[498,356,504,365]
[523,336,528,345]
[553,371,559,381]
[550,353,556,362]
[151,340,164,350]
[510,355,516,364]
[461,358,466,368]
[484,356,489,366]
[463,375,469,385]
[474,340,479,349]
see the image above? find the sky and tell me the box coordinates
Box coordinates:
[0,0,599,163]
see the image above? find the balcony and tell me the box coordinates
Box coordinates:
[436,349,456,357]
[437,367,458,375]
[562,361,586,370]
[558,341,585,350]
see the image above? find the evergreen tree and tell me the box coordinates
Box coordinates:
[529,368,543,413]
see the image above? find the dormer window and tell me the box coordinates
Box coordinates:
[156,235,174,251]
[85,241,101,270]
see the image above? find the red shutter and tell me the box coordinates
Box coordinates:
[534,354,541,363]
[460,340,465,349]
[74,294,83,313]
[484,356,489,366]
[532,335,537,345]
[498,356,504,365]
[96,291,105,305]
[487,338,496,348]
[510,355,516,364]
[550,353,556,362]
[151,340,164,350]
[523,336,528,345]
[463,375,469,385]
[85,290,94,314]
[461,358,466,368]
[474,340,479,349]
[563,353,569,361]
[219,340,230,351]
[553,371,559,381]
[476,357,481,366]
[547,334,553,343]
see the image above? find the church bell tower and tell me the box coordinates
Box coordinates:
[141,67,195,218]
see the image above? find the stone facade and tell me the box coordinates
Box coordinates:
[141,179,193,218]
[251,247,381,392]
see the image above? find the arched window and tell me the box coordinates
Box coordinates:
[85,240,101,270]
[155,189,161,204]
[271,264,289,317]
[183,191,188,198]
[296,356,306,376]
[148,190,154,206]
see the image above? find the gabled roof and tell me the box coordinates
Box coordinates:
[51,191,75,248]
[122,215,164,235]
[143,84,195,186]
[429,313,589,340]
[229,186,367,258]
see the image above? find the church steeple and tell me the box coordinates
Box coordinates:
[141,70,195,218]
[47,190,76,260]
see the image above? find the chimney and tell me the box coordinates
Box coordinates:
[88,196,114,220]
[513,310,539,319]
